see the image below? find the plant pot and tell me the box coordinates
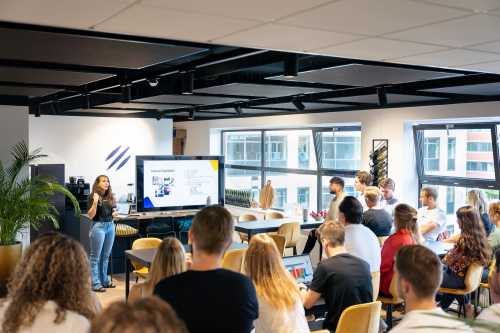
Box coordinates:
[0,242,22,298]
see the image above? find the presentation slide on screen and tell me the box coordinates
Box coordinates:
[283,258,314,283]
[143,160,219,208]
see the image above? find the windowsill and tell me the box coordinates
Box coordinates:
[226,204,295,220]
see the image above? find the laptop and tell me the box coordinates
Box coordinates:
[115,203,132,218]
[282,254,314,287]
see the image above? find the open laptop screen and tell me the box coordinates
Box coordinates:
[115,203,131,215]
[282,254,314,284]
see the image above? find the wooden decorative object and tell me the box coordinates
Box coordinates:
[259,180,275,210]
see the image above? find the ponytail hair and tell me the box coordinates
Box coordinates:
[394,203,424,245]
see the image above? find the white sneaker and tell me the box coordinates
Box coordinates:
[379,318,388,333]
[466,305,481,319]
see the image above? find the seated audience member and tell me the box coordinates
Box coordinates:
[245,234,309,333]
[417,186,446,241]
[390,245,473,333]
[154,206,258,333]
[129,237,190,303]
[380,204,423,296]
[475,249,500,331]
[91,296,187,333]
[379,178,400,219]
[354,171,373,212]
[488,202,500,256]
[300,221,373,332]
[336,196,381,272]
[439,206,492,318]
[0,232,98,333]
[362,186,393,237]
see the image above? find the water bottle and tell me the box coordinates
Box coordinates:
[303,208,308,221]
[207,196,212,206]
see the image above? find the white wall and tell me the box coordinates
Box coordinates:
[175,101,500,208]
[30,115,173,200]
[0,106,29,249]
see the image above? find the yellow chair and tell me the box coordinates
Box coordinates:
[222,249,246,273]
[371,271,380,302]
[269,234,286,257]
[131,238,162,283]
[377,236,389,247]
[264,212,285,220]
[277,222,301,256]
[439,263,483,318]
[237,214,258,243]
[476,259,495,309]
[334,301,382,333]
[377,276,404,330]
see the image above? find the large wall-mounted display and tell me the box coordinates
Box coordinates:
[136,155,225,212]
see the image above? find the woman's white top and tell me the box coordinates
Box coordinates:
[253,295,310,333]
[0,300,90,333]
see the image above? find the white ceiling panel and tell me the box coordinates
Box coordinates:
[0,0,130,29]
[141,0,332,22]
[213,23,364,52]
[459,61,500,73]
[466,40,500,54]
[312,37,449,61]
[276,0,469,36]
[389,48,500,67]
[384,14,500,47]
[95,4,261,42]
[416,0,500,11]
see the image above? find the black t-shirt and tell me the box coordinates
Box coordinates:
[87,196,115,222]
[362,208,393,237]
[310,253,373,331]
[481,213,496,237]
[153,269,258,333]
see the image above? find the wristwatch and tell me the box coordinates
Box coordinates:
[299,286,307,291]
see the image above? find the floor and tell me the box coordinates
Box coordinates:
[94,272,137,309]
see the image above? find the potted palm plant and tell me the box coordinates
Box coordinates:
[0,141,80,297]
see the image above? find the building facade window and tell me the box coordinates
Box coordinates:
[467,142,493,152]
[298,187,309,208]
[446,187,455,215]
[447,138,456,171]
[298,135,310,169]
[272,188,287,210]
[424,137,440,171]
[466,161,494,172]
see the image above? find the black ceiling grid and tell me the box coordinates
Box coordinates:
[1,21,500,121]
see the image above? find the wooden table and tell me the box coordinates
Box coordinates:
[114,210,200,221]
[234,217,323,242]
[124,242,247,300]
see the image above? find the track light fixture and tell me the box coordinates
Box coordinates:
[51,101,61,115]
[283,53,299,79]
[156,110,168,121]
[82,94,90,109]
[291,97,305,112]
[148,77,160,87]
[376,87,387,107]
[34,105,41,117]
[121,84,132,103]
[188,108,196,120]
[182,71,194,95]
[233,104,243,116]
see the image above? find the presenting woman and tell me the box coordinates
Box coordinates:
[87,175,118,292]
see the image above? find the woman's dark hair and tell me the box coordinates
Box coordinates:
[456,206,492,267]
[88,175,116,208]
[338,196,363,224]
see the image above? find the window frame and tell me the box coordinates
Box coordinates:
[222,126,361,212]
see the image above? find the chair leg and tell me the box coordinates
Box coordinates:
[136,276,138,283]
[387,304,393,329]
[293,246,297,256]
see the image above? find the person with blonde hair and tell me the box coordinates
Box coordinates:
[0,232,99,333]
[245,234,309,333]
[129,237,189,303]
[379,204,424,296]
[362,186,393,237]
[91,296,187,333]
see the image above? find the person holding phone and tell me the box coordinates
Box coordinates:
[87,175,118,292]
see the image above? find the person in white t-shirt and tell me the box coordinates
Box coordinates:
[335,196,381,272]
[379,178,400,234]
[475,249,500,332]
[354,171,373,212]
[417,187,447,241]
[390,245,473,333]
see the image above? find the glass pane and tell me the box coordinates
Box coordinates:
[265,172,317,212]
[224,169,261,204]
[321,176,357,212]
[320,131,361,170]
[264,130,316,170]
[420,128,495,180]
[223,131,261,167]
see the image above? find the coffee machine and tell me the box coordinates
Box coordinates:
[66,179,90,207]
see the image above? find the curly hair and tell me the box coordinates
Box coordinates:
[1,232,94,333]
[88,175,116,208]
[456,206,492,267]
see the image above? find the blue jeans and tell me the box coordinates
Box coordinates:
[441,267,468,309]
[89,221,115,290]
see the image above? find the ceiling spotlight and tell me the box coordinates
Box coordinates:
[148,77,160,87]
[291,97,305,112]
[182,71,194,95]
[51,101,61,115]
[82,94,90,109]
[376,87,387,107]
[233,104,244,116]
[34,105,41,117]
[283,53,299,79]
[156,110,167,121]
[188,108,196,120]
[121,85,131,103]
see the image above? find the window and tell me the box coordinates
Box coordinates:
[224,131,261,167]
[273,188,287,210]
[424,138,440,171]
[321,177,357,212]
[447,138,456,171]
[298,187,309,208]
[265,133,287,168]
[467,142,493,152]
[446,187,454,215]
[466,161,494,172]
[320,132,361,170]
[298,136,310,169]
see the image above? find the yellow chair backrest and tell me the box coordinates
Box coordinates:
[490,259,496,278]
[377,236,389,247]
[237,214,258,222]
[131,238,162,271]
[269,235,286,257]
[371,271,380,302]
[463,263,484,294]
[222,249,246,273]
[264,212,284,220]
[334,301,382,333]
[277,222,301,248]
[378,276,404,304]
